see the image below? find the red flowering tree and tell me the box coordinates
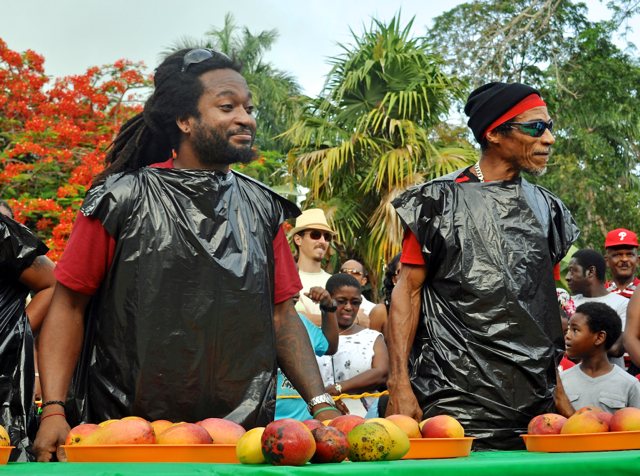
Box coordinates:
[0,39,152,261]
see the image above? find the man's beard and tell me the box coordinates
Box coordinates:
[523,165,547,177]
[191,119,256,166]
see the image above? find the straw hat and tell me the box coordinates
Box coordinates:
[289,209,337,236]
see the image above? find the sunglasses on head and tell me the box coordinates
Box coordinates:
[505,120,553,138]
[304,230,333,242]
[181,48,231,73]
[340,268,363,276]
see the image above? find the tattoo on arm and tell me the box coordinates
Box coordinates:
[275,300,325,402]
[31,256,54,272]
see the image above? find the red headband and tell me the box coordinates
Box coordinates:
[481,94,547,139]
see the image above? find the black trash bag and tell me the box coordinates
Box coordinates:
[0,214,47,461]
[65,167,300,429]
[392,172,579,451]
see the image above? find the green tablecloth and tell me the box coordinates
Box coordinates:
[2,451,640,475]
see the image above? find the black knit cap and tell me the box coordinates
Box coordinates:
[465,82,542,143]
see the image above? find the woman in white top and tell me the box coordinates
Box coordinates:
[317,274,389,415]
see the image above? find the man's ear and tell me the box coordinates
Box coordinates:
[595,330,607,347]
[293,233,302,247]
[361,277,368,286]
[485,129,502,147]
[586,266,596,279]
[176,115,193,134]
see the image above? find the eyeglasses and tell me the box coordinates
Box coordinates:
[181,48,231,73]
[340,268,363,276]
[304,230,333,242]
[505,120,553,138]
[335,298,362,308]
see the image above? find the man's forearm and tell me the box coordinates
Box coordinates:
[39,283,89,409]
[387,274,421,388]
[274,299,326,402]
[321,310,339,355]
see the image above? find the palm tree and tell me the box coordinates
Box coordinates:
[161,13,302,153]
[280,14,477,294]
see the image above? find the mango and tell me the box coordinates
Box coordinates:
[261,418,316,466]
[236,427,266,464]
[98,419,119,427]
[527,414,567,435]
[367,418,410,460]
[311,426,350,464]
[347,422,392,462]
[197,418,246,444]
[122,416,148,422]
[421,415,464,438]
[561,411,609,434]
[65,424,100,446]
[386,414,422,438]
[81,419,156,445]
[329,415,365,436]
[150,420,173,436]
[0,425,9,447]
[156,422,212,444]
[610,407,640,432]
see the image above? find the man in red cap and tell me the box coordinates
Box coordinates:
[604,228,639,299]
[386,82,579,450]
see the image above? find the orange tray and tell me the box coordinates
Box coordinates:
[522,431,640,453]
[62,444,239,463]
[0,447,14,465]
[402,438,474,459]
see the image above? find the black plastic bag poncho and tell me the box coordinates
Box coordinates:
[392,172,579,450]
[65,167,300,429]
[0,214,47,461]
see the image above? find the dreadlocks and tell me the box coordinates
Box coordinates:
[93,49,242,184]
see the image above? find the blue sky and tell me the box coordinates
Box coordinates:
[3,0,636,96]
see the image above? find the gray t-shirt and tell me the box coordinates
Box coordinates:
[560,364,640,414]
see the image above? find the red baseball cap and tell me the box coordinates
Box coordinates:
[605,228,639,248]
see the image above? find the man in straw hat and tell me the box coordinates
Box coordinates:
[290,209,337,324]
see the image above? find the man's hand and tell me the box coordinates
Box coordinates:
[304,287,332,308]
[33,415,70,462]
[386,381,423,422]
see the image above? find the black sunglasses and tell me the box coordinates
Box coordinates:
[505,120,553,138]
[181,48,231,73]
[304,230,333,242]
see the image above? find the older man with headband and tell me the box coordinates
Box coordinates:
[386,82,580,450]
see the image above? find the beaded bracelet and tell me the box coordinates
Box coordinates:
[41,400,65,409]
[313,406,336,419]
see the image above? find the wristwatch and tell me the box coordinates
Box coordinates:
[320,299,338,313]
[306,393,337,415]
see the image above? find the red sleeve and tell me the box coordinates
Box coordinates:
[553,263,560,281]
[54,212,115,295]
[273,225,302,304]
[400,228,425,265]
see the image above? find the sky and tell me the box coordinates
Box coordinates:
[2,0,638,97]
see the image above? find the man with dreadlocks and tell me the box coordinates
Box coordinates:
[33,49,341,462]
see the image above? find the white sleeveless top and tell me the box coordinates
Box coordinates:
[318,328,382,386]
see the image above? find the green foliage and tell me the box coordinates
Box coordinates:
[282,14,477,292]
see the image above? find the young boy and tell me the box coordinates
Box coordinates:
[560,302,640,414]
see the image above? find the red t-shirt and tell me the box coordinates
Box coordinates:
[55,159,301,304]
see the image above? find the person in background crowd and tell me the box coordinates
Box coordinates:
[566,249,628,368]
[318,274,389,417]
[387,82,579,450]
[340,259,374,327]
[33,49,341,463]
[557,288,577,372]
[561,302,640,414]
[291,209,336,326]
[275,289,341,421]
[604,228,639,299]
[0,201,55,461]
[369,252,402,340]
